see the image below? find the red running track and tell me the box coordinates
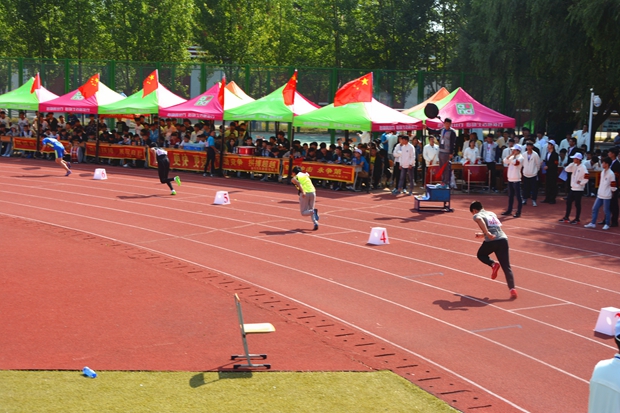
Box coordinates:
[1,157,619,413]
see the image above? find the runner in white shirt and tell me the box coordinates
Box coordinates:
[584,157,617,230]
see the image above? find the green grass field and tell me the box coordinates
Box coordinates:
[0,370,458,412]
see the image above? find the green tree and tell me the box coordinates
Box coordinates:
[455,0,620,138]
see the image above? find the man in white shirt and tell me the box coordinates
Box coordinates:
[392,135,416,196]
[423,136,439,184]
[501,138,515,162]
[481,133,499,192]
[573,125,590,152]
[535,131,549,160]
[588,318,620,412]
[521,141,541,206]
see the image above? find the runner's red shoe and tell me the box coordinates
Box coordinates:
[510,289,518,299]
[491,263,500,280]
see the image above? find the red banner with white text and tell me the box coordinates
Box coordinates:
[281,161,355,183]
[12,137,70,153]
[86,143,146,160]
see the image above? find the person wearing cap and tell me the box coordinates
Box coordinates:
[502,144,524,218]
[559,151,588,224]
[588,318,620,412]
[438,118,457,186]
[584,157,617,230]
[392,135,416,195]
[350,148,370,192]
[541,140,560,204]
[521,141,541,207]
[290,166,319,231]
[469,200,518,299]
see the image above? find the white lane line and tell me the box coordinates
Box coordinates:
[0,189,612,340]
[1,196,614,356]
[511,303,572,312]
[6,176,620,297]
[471,325,522,333]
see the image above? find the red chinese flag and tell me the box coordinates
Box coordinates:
[143,70,159,97]
[78,74,100,99]
[282,70,298,106]
[333,73,373,107]
[218,75,226,107]
[30,73,41,94]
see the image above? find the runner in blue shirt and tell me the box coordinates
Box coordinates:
[41,137,71,176]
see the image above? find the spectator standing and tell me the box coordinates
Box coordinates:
[559,152,588,224]
[438,118,457,186]
[607,148,620,227]
[502,144,524,218]
[203,130,218,177]
[480,134,499,192]
[584,157,617,230]
[423,135,439,184]
[573,124,590,152]
[542,140,559,204]
[521,141,541,206]
[392,135,416,195]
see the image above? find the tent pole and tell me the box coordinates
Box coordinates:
[95,117,100,163]
[287,122,294,184]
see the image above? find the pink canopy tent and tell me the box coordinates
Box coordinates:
[159,82,254,119]
[402,87,450,116]
[410,87,515,129]
[39,80,125,114]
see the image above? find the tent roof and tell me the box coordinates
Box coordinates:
[159,82,255,119]
[408,87,515,129]
[402,87,450,115]
[225,81,254,103]
[224,85,319,122]
[39,81,125,114]
[98,83,186,115]
[0,78,58,111]
[293,98,442,132]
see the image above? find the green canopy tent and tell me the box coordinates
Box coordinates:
[292,98,442,132]
[223,85,318,123]
[98,83,186,116]
[0,77,59,111]
[0,76,59,152]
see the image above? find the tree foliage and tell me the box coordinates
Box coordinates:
[455,0,620,135]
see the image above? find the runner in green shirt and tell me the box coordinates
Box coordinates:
[291,166,319,231]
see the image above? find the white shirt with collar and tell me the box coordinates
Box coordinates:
[423,143,439,166]
[573,130,590,151]
[521,150,541,178]
[395,142,416,168]
[589,354,620,413]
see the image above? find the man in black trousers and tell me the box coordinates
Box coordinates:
[606,147,620,227]
[541,140,559,204]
